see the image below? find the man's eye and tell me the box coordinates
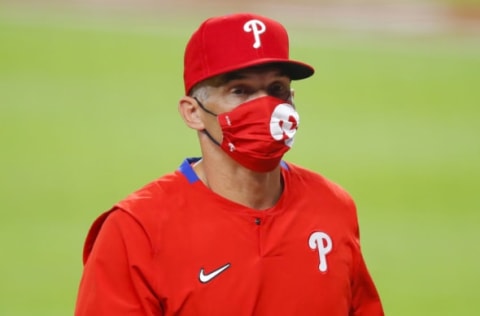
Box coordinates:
[231,87,247,95]
[270,84,290,99]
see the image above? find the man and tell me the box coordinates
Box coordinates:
[75,13,384,316]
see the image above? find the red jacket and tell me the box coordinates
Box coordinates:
[75,158,384,315]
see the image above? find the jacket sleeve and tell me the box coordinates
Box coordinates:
[347,205,384,316]
[350,247,384,316]
[75,208,162,316]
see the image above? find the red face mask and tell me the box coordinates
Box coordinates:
[196,96,299,172]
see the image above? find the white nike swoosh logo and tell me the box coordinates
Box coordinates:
[199,263,231,283]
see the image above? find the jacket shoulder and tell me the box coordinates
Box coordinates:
[285,162,354,205]
[115,171,185,213]
[82,171,186,264]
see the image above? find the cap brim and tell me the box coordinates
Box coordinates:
[273,60,315,80]
[222,58,314,80]
[186,58,314,94]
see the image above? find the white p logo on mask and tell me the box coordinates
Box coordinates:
[243,19,266,49]
[270,103,299,147]
[309,232,333,272]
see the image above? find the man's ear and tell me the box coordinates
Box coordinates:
[289,88,295,103]
[178,96,205,130]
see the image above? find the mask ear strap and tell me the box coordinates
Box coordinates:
[202,129,221,147]
[194,97,218,117]
[192,97,222,147]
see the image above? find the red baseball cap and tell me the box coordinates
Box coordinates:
[183,13,315,94]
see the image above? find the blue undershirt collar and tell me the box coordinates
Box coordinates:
[178,157,289,184]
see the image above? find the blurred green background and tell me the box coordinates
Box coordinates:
[1,1,479,315]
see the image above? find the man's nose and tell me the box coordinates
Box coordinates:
[248,90,269,101]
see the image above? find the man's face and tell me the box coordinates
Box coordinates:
[196,65,293,144]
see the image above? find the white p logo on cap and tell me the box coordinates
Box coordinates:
[243,19,266,49]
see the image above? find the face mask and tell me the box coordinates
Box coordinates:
[196,95,299,172]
